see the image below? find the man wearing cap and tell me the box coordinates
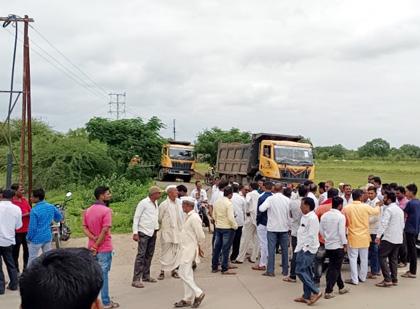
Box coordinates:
[158,185,184,281]
[174,196,206,308]
[132,186,162,288]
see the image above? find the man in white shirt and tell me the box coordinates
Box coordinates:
[375,191,405,287]
[259,183,290,277]
[319,196,349,299]
[234,182,260,264]
[191,181,208,204]
[342,184,353,207]
[366,186,381,278]
[283,185,306,283]
[307,183,319,210]
[0,189,22,293]
[132,186,162,288]
[294,197,322,305]
[158,185,184,280]
[174,197,206,308]
[230,184,246,262]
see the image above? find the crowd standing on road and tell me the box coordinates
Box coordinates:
[1,175,420,309]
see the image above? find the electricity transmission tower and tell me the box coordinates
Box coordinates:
[108,92,126,120]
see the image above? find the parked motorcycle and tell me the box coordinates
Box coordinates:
[52,192,72,249]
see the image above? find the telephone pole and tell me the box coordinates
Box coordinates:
[108,92,126,120]
[0,14,34,196]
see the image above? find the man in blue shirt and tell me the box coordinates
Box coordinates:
[402,184,420,279]
[27,188,62,265]
[252,181,273,271]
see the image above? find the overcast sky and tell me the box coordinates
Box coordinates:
[1,1,420,149]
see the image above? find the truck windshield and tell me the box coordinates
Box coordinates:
[169,148,194,160]
[274,146,313,165]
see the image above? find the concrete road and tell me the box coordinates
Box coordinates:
[1,233,419,309]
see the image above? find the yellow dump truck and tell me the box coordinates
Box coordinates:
[216,133,315,184]
[158,141,195,182]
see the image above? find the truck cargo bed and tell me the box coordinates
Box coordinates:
[216,143,250,176]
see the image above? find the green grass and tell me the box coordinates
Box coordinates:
[195,162,210,176]
[315,160,420,187]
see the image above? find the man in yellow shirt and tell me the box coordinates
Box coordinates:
[343,189,381,285]
[211,186,238,275]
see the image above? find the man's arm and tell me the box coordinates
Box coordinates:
[26,211,37,241]
[259,197,271,212]
[227,202,238,230]
[132,201,145,241]
[339,215,348,246]
[319,218,325,238]
[15,208,23,230]
[376,208,390,241]
[82,211,97,241]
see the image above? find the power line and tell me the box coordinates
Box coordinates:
[29,24,109,96]
[108,92,126,120]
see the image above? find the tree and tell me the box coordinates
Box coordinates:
[399,144,420,158]
[32,134,115,189]
[85,117,165,170]
[0,118,55,146]
[194,127,251,166]
[358,138,390,157]
[314,144,347,159]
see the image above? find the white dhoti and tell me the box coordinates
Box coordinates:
[257,224,268,267]
[178,262,203,302]
[160,242,181,271]
[236,221,259,262]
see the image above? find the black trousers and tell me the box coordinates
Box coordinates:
[398,232,407,264]
[132,231,157,282]
[314,244,326,283]
[325,248,345,294]
[406,232,418,275]
[13,232,29,273]
[290,236,298,279]
[0,245,19,293]
[379,240,400,283]
[230,226,243,261]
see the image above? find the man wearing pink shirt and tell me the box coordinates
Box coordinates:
[83,186,119,309]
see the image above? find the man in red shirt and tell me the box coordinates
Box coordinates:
[11,183,31,273]
[83,186,119,309]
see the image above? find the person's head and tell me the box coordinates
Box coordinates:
[395,186,406,201]
[11,183,24,198]
[367,186,377,200]
[381,183,390,196]
[327,188,339,199]
[94,186,111,203]
[389,183,398,191]
[257,180,264,190]
[264,181,273,192]
[232,183,240,193]
[283,187,292,198]
[166,185,178,201]
[361,188,369,202]
[372,176,382,189]
[352,189,363,202]
[368,175,375,184]
[218,180,229,191]
[406,183,418,200]
[301,197,315,214]
[298,185,308,198]
[250,182,259,191]
[31,188,46,204]
[223,186,233,199]
[241,185,250,196]
[318,182,326,194]
[343,184,352,196]
[213,177,220,186]
[2,189,15,200]
[308,183,317,194]
[194,181,202,191]
[19,248,103,309]
[339,183,345,193]
[177,185,188,198]
[148,186,162,201]
[181,197,195,213]
[325,180,334,191]
[332,196,344,211]
[383,190,397,206]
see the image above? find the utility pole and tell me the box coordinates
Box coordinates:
[173,119,176,140]
[108,92,126,120]
[0,14,34,196]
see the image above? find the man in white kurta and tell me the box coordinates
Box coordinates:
[175,197,206,308]
[158,185,184,280]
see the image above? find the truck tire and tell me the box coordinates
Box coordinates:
[158,168,166,181]
[183,176,192,183]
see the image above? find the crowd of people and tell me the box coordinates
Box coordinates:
[0,175,419,309]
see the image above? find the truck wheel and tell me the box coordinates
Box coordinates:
[158,169,166,181]
[183,176,192,183]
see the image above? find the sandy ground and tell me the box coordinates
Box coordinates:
[1,181,419,308]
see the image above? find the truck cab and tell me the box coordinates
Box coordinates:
[159,141,195,182]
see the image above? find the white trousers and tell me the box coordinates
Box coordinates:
[348,246,369,284]
[257,224,268,267]
[236,221,259,262]
[178,262,203,302]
